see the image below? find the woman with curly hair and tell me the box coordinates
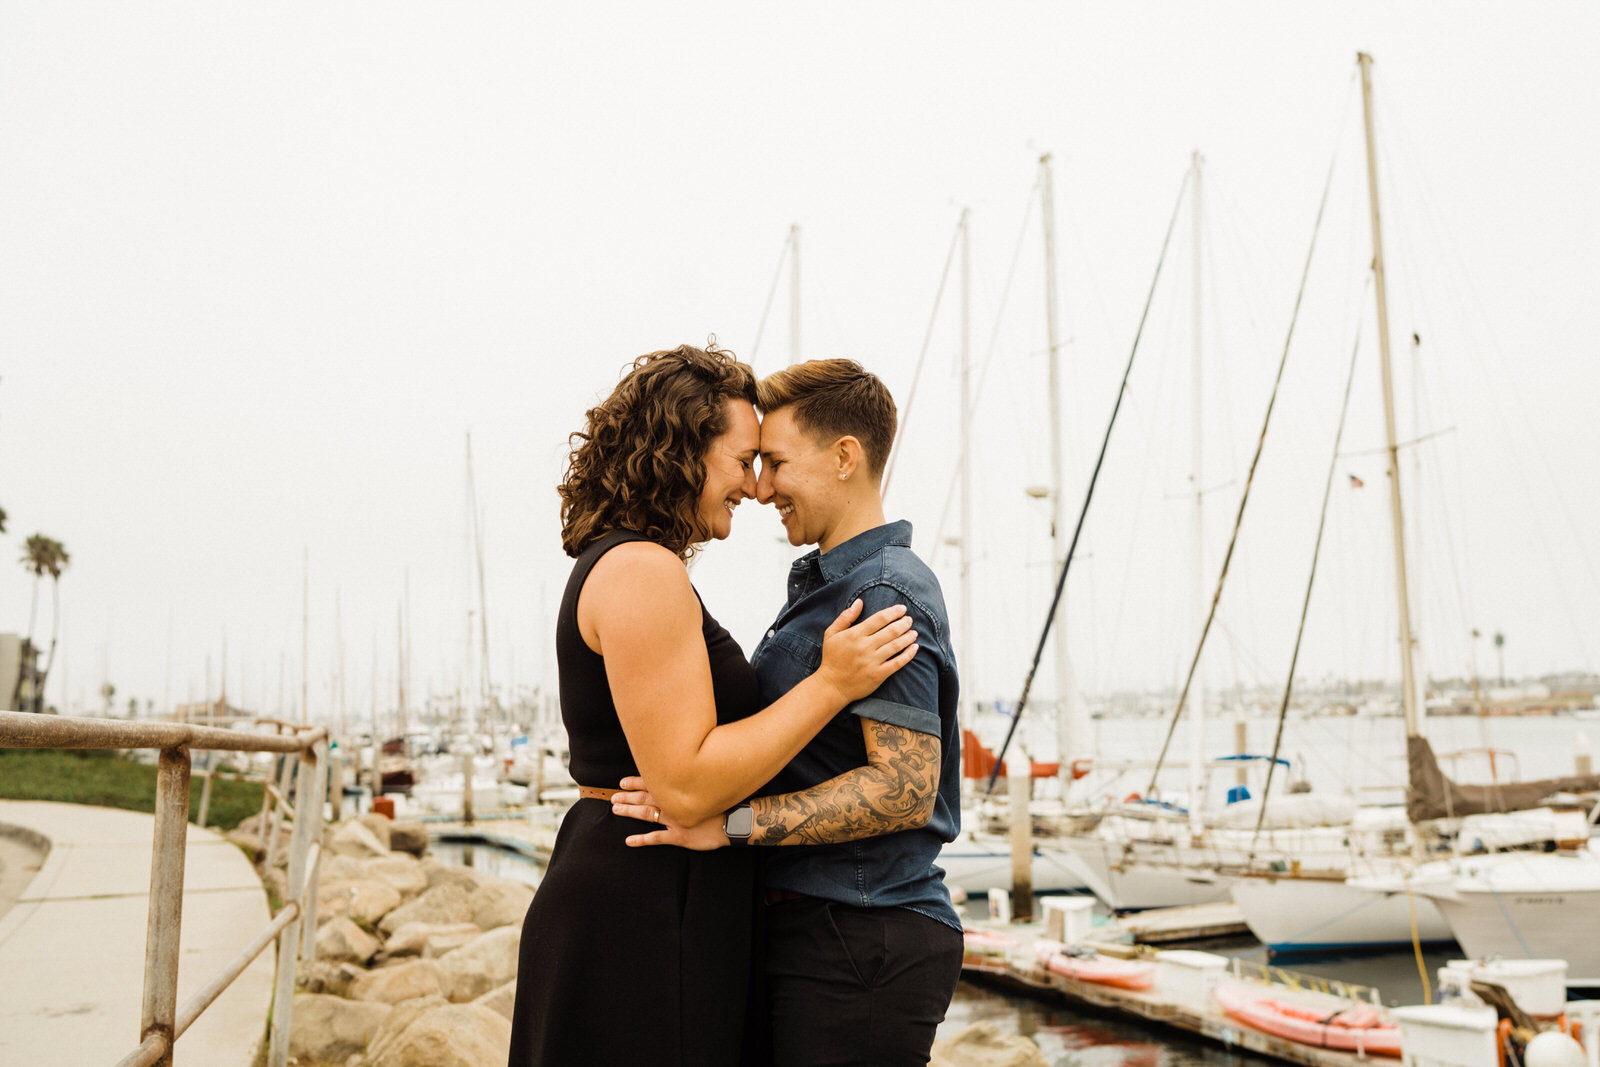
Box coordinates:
[508,343,919,1066]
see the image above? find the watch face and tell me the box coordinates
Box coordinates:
[726,804,754,839]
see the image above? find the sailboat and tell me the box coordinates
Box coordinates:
[1221,53,1600,953]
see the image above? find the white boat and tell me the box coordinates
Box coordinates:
[1226,807,1590,952]
[1411,843,1600,986]
[937,830,1086,895]
[1230,867,1455,953]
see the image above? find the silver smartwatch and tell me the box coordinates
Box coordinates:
[723,803,754,845]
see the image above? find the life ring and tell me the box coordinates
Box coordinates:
[1071,758,1093,780]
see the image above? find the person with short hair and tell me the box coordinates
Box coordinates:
[508,345,921,1066]
[615,358,964,1066]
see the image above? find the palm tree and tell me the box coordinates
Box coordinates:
[19,535,70,713]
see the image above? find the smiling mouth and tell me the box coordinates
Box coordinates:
[777,504,794,519]
[724,499,741,514]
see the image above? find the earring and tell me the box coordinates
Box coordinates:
[838,473,847,481]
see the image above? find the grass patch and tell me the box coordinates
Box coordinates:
[0,749,266,830]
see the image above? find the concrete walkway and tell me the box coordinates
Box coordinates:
[0,801,274,1066]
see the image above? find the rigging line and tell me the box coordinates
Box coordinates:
[747,230,793,369]
[929,175,1040,566]
[883,211,965,499]
[985,169,1191,795]
[1249,275,1370,863]
[1145,112,1348,799]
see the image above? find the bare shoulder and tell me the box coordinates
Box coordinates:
[579,541,696,650]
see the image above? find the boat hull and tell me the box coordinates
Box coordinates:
[1229,875,1455,952]
[1425,856,1600,985]
[1056,834,1234,912]
[937,832,1087,895]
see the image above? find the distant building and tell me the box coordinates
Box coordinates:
[0,634,44,713]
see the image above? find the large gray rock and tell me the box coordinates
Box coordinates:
[472,979,517,1023]
[931,1022,1050,1067]
[436,926,520,1002]
[369,1003,512,1067]
[348,959,447,1004]
[288,992,391,1062]
[329,820,389,860]
[296,959,364,997]
[366,854,429,899]
[379,882,474,936]
[315,916,380,963]
[422,930,481,959]
[388,819,429,856]
[365,994,448,1065]
[319,878,402,927]
[320,854,371,883]
[421,856,487,893]
[382,921,482,958]
[359,812,393,850]
[469,878,534,931]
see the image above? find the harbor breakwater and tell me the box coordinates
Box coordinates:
[252,812,1048,1067]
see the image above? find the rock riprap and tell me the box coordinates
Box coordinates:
[246,814,525,1065]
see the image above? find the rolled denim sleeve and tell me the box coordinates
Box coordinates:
[846,581,943,737]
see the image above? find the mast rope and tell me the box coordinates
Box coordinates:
[1248,275,1370,863]
[883,213,965,498]
[1145,118,1348,799]
[985,170,1191,794]
[747,229,793,369]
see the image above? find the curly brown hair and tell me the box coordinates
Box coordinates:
[559,343,757,559]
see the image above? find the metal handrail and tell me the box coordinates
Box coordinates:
[0,710,327,1067]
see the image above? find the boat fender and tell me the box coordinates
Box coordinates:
[1525,1031,1586,1067]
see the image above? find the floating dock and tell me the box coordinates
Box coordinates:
[1110,900,1251,944]
[963,912,1397,1067]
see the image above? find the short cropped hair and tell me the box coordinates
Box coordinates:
[559,343,757,559]
[756,359,897,478]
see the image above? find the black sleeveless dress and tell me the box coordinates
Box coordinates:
[508,530,764,1066]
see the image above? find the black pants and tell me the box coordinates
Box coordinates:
[765,897,964,1067]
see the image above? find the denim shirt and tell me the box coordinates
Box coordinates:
[752,520,961,931]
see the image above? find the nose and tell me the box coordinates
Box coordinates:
[756,463,774,504]
[740,465,757,500]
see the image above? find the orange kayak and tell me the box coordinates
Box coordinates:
[1214,983,1402,1057]
[1033,940,1156,991]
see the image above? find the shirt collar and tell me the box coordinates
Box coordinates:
[792,520,913,583]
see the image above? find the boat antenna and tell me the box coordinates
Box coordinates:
[986,169,1190,795]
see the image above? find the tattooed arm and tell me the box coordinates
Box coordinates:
[612,717,940,849]
[748,718,939,844]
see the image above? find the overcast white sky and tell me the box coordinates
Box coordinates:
[3,2,1596,722]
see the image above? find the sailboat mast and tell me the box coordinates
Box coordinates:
[1358,52,1422,736]
[958,207,973,737]
[789,224,801,365]
[1188,149,1208,826]
[1039,153,1082,781]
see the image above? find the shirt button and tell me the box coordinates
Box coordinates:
[766,630,775,640]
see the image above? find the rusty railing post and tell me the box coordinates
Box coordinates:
[268,737,320,1067]
[328,745,344,822]
[139,745,192,1067]
[265,746,295,869]
[196,765,214,829]
[299,738,328,960]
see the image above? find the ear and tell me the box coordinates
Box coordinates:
[833,435,864,481]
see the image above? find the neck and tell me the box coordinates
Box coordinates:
[818,485,887,555]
